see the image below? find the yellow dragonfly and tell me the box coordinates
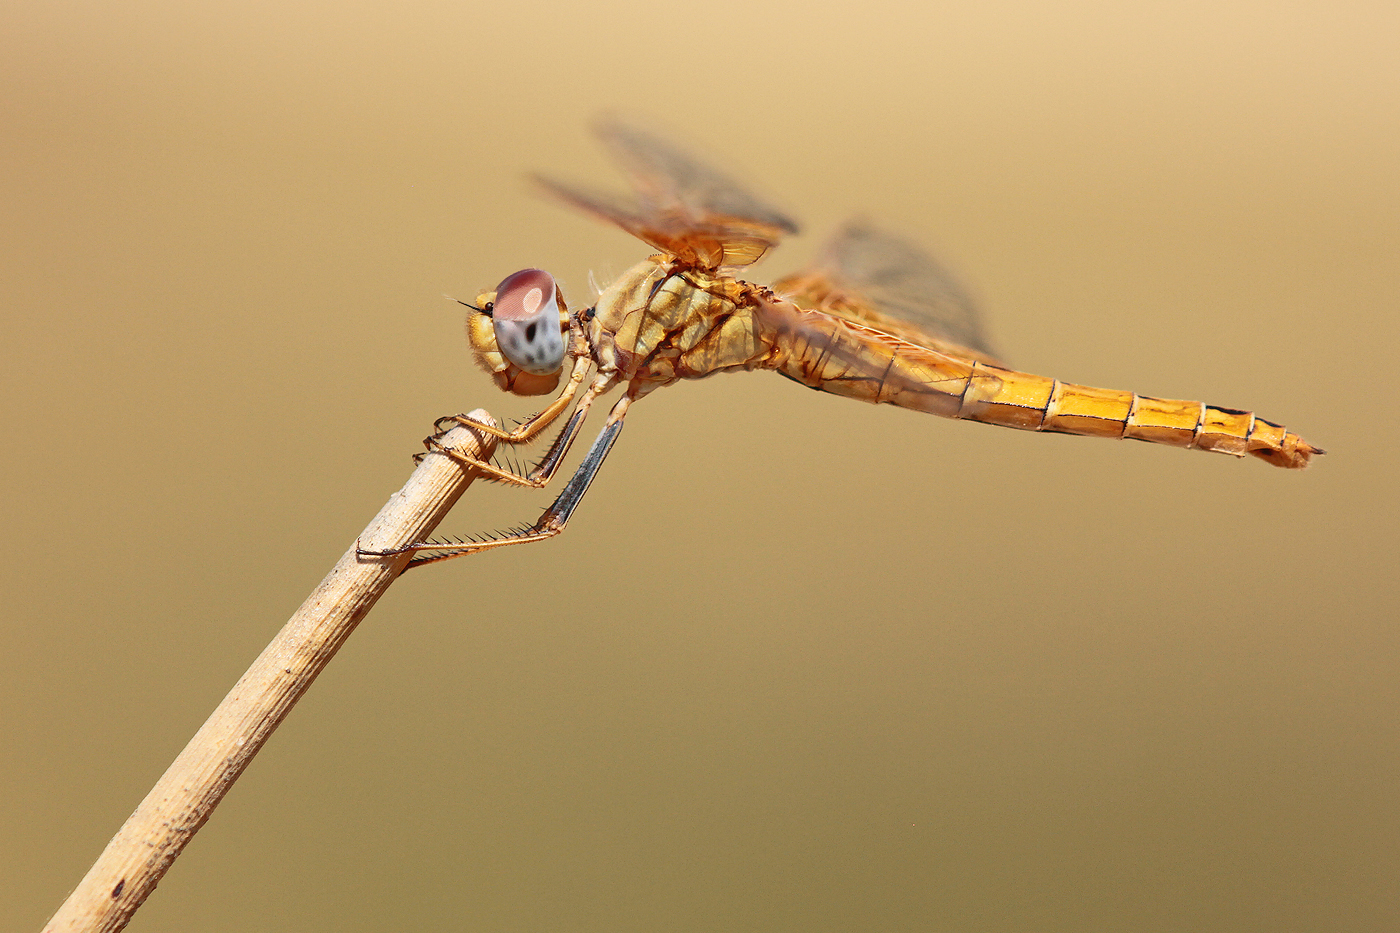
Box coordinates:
[378,122,1321,568]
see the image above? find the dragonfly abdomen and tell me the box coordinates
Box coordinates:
[958,365,1320,468]
[764,304,1320,469]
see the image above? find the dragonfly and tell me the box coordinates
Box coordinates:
[373,122,1322,568]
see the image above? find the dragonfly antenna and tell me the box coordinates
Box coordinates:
[444,294,492,317]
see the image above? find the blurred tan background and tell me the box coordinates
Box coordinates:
[3,0,1395,930]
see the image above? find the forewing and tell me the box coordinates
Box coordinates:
[594,121,798,236]
[773,221,1001,365]
[535,121,798,271]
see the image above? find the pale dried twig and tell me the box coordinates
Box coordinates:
[42,414,499,933]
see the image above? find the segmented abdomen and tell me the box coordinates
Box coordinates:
[767,310,1321,469]
[958,364,1319,468]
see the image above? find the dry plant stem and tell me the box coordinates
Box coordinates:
[42,414,499,933]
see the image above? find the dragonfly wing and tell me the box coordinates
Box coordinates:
[536,121,798,271]
[772,221,1002,366]
[594,121,798,238]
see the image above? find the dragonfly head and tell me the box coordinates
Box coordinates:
[465,268,569,396]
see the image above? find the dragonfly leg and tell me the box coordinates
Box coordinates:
[384,396,631,568]
[425,355,591,446]
[421,364,611,488]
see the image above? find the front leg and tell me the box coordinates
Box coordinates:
[427,354,592,449]
[417,357,602,485]
[424,381,607,488]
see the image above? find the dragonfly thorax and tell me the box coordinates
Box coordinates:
[587,256,768,391]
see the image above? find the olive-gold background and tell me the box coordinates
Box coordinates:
[4,1,1395,930]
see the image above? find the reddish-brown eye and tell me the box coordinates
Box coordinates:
[492,268,566,375]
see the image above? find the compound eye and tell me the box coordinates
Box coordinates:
[491,268,566,375]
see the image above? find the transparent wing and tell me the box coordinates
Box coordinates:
[535,120,798,271]
[772,221,1001,365]
[594,121,798,237]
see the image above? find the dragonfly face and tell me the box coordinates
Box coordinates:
[466,268,570,397]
